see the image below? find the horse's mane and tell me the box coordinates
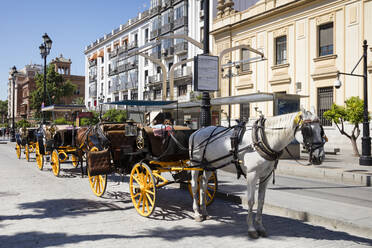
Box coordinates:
[264,112,299,151]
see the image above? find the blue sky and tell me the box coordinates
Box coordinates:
[0,0,149,100]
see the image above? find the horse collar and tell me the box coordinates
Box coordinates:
[252,116,283,161]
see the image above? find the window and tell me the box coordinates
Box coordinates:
[200,27,204,43]
[131,92,138,100]
[144,28,149,43]
[168,63,173,71]
[174,4,184,19]
[317,87,333,126]
[101,56,104,63]
[240,103,250,121]
[123,94,128,100]
[115,95,119,102]
[101,67,104,80]
[154,89,161,99]
[318,22,333,56]
[178,85,187,96]
[241,48,250,71]
[275,35,287,65]
[145,70,148,83]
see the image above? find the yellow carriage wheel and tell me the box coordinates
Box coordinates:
[25,144,30,162]
[188,171,218,207]
[51,150,60,177]
[71,154,79,168]
[16,144,21,159]
[88,147,107,197]
[129,162,156,217]
[35,143,44,170]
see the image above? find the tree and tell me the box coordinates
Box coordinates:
[80,111,99,126]
[102,109,127,122]
[72,97,85,105]
[0,100,8,123]
[16,119,31,129]
[30,64,76,119]
[323,96,365,156]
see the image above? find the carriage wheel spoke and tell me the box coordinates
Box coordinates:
[207,184,216,190]
[136,193,143,209]
[145,189,155,195]
[146,193,154,205]
[142,194,146,212]
[132,175,141,185]
[145,195,150,212]
[133,192,140,199]
[206,190,212,199]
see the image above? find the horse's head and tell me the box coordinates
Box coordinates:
[295,110,325,165]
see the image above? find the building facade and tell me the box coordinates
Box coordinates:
[8,64,42,121]
[212,0,372,127]
[84,0,215,126]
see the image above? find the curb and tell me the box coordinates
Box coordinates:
[276,163,372,187]
[179,182,372,239]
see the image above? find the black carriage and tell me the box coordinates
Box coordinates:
[15,127,38,161]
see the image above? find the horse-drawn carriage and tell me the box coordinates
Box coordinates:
[35,105,85,176]
[15,127,38,161]
[85,100,218,217]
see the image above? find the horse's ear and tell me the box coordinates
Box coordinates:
[310,106,316,116]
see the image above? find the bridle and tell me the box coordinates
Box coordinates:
[299,119,325,164]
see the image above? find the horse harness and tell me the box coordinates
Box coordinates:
[301,120,326,163]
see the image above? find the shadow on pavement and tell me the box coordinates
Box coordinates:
[0,232,127,248]
[0,198,130,221]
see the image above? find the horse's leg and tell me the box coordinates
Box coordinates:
[191,170,203,222]
[200,170,212,220]
[255,171,271,237]
[246,171,259,239]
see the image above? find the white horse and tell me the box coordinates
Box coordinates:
[189,111,323,238]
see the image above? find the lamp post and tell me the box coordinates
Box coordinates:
[221,60,240,127]
[335,40,372,166]
[10,66,18,142]
[200,0,210,127]
[39,33,52,124]
[98,93,105,121]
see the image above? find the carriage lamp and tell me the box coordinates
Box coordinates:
[39,33,52,124]
[125,119,137,136]
[10,66,18,142]
[334,40,372,166]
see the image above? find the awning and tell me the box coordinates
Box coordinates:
[89,53,97,60]
[41,104,86,112]
[107,47,111,53]
[98,49,104,57]
[105,100,177,106]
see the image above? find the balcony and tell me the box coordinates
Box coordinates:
[117,64,127,73]
[118,46,128,55]
[174,42,188,55]
[89,85,97,98]
[174,16,188,29]
[109,50,118,59]
[128,41,138,50]
[161,22,173,34]
[108,68,118,76]
[126,61,138,71]
[161,47,174,59]
[150,51,160,59]
[150,5,161,16]
[150,29,161,40]
[89,60,97,67]
[149,73,163,84]
[89,75,97,82]
[162,0,172,9]
[174,66,192,79]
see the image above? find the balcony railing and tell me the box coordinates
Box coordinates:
[109,50,118,59]
[149,51,160,59]
[126,61,138,71]
[161,47,174,58]
[118,46,128,55]
[174,66,192,78]
[161,22,173,34]
[149,73,163,84]
[114,27,120,34]
[117,64,126,73]
[89,86,97,97]
[89,75,97,82]
[150,29,161,40]
[174,42,188,55]
[89,60,97,67]
[162,0,172,9]
[174,16,188,29]
[150,5,161,15]
[108,68,118,76]
[128,41,138,50]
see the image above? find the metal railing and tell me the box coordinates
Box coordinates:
[150,29,161,40]
[89,60,97,67]
[174,16,187,29]
[161,22,173,34]
[174,42,188,54]
[128,41,138,50]
[89,75,97,82]
[174,66,191,78]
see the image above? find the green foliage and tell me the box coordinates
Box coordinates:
[30,64,77,118]
[324,96,365,125]
[80,111,99,126]
[72,97,85,105]
[0,100,8,122]
[53,117,72,125]
[0,122,9,128]
[16,119,31,128]
[102,109,127,123]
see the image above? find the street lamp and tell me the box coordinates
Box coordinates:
[200,0,210,127]
[334,40,372,166]
[10,66,17,142]
[98,93,105,120]
[221,60,240,127]
[39,33,52,123]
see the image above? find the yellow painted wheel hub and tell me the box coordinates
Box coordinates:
[130,162,156,217]
[187,171,218,207]
[51,150,60,177]
[35,143,44,170]
[16,144,21,159]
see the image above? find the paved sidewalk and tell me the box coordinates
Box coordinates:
[213,151,372,239]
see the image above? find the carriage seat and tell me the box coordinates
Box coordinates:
[143,126,191,158]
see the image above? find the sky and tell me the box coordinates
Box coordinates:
[0,0,149,100]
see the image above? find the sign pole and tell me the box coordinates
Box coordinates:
[200,0,210,128]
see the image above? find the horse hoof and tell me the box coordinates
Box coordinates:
[195,216,203,222]
[248,231,259,239]
[257,229,268,237]
[203,215,212,220]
